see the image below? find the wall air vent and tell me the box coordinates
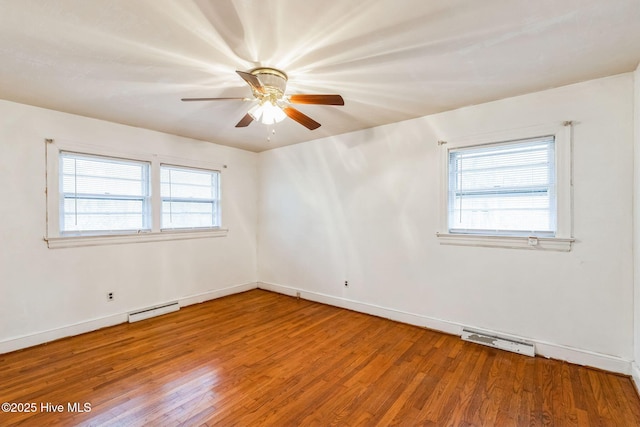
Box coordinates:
[461,328,535,357]
[128,302,180,323]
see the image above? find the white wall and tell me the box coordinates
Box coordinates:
[0,100,258,352]
[258,74,635,371]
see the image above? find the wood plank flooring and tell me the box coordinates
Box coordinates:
[1,289,640,426]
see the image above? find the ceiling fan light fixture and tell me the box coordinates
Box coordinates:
[248,101,286,125]
[182,66,344,130]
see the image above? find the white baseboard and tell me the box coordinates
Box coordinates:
[258,281,461,334]
[632,362,640,393]
[258,281,632,375]
[0,282,258,355]
[179,282,257,307]
[534,340,631,375]
[0,313,127,355]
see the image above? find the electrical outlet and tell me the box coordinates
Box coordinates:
[107,292,114,301]
[344,280,348,287]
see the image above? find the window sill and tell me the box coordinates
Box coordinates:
[45,228,229,249]
[436,232,574,252]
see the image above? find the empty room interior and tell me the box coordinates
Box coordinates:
[2,0,640,425]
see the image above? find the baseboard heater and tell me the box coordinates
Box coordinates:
[128,301,180,323]
[461,328,535,357]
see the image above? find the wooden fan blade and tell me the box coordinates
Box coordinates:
[235,113,254,128]
[181,97,249,102]
[289,94,344,105]
[236,70,264,93]
[283,107,321,130]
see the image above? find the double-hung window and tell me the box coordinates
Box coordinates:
[60,152,151,234]
[438,123,573,251]
[447,136,556,237]
[46,140,227,248]
[161,165,220,229]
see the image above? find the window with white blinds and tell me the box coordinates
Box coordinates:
[60,152,150,234]
[448,136,556,237]
[46,142,227,247]
[161,165,220,229]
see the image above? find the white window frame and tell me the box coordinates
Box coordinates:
[160,164,221,231]
[58,151,152,235]
[436,123,574,251]
[45,139,228,248]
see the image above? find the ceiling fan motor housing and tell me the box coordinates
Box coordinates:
[250,67,288,100]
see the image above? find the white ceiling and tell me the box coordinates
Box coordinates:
[0,0,639,152]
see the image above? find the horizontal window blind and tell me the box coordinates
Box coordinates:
[448,136,556,236]
[60,152,150,233]
[161,165,220,229]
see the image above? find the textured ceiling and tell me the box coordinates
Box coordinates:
[0,0,639,152]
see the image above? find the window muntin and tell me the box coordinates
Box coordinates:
[448,136,556,237]
[60,152,150,234]
[160,165,220,229]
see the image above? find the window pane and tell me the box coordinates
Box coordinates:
[161,165,220,229]
[160,182,214,199]
[448,136,556,236]
[62,156,147,196]
[161,201,216,228]
[60,152,150,234]
[63,198,146,231]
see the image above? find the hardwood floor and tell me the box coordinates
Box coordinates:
[1,289,640,426]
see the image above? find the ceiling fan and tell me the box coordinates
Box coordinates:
[181,67,344,130]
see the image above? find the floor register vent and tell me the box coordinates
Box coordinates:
[461,328,535,357]
[128,302,180,323]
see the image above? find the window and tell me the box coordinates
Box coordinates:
[45,140,227,248]
[161,165,220,229]
[437,123,574,251]
[447,136,555,237]
[60,152,151,234]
